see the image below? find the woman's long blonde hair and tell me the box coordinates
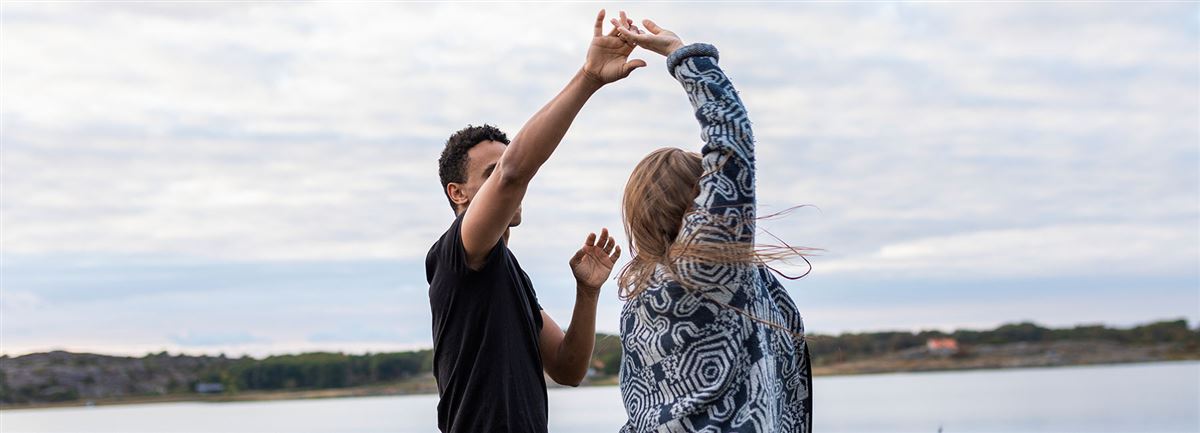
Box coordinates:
[618,147,817,301]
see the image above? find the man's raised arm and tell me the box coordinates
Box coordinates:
[461,9,645,268]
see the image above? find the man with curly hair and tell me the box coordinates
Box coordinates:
[425,10,642,433]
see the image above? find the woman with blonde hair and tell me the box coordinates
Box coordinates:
[612,14,812,433]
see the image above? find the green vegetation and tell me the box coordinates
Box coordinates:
[591,334,623,376]
[204,351,434,392]
[807,319,1199,365]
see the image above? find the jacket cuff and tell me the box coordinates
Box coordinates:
[666,43,719,74]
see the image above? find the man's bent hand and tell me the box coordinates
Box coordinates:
[582,9,647,87]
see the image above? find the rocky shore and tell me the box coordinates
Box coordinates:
[4,338,1196,410]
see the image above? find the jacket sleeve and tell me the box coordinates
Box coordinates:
[667,44,758,297]
[669,43,756,254]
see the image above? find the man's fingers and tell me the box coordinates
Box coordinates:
[621,59,647,77]
[610,245,622,262]
[570,248,585,265]
[597,228,609,249]
[600,229,614,253]
[594,9,605,37]
[643,19,662,35]
[616,12,638,37]
[585,232,597,247]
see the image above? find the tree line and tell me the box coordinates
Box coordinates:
[208,319,1199,391]
[202,350,434,392]
[806,319,1199,364]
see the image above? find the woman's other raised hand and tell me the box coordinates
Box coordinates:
[612,11,684,58]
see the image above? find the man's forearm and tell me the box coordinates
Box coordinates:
[553,286,601,385]
[497,69,603,184]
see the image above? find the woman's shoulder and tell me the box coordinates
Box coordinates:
[621,266,685,311]
[621,266,714,319]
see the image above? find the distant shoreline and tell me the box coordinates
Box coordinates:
[5,319,1195,411]
[5,358,1197,412]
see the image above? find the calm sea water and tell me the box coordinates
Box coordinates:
[3,361,1197,433]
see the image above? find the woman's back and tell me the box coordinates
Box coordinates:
[619,264,810,432]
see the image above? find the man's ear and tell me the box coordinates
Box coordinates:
[447,183,470,209]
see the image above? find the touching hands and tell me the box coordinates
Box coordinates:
[612,12,685,58]
[570,228,621,297]
[582,9,647,86]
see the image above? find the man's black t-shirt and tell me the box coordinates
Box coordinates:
[426,213,547,433]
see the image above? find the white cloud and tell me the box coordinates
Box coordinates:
[809,223,1198,279]
[1,2,1196,353]
[803,290,1200,335]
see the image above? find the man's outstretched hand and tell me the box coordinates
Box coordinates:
[570,228,621,298]
[582,9,647,86]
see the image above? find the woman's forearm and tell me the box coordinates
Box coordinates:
[671,43,759,244]
[668,44,753,159]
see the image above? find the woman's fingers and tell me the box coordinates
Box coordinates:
[613,16,637,34]
[642,19,663,35]
[615,25,650,44]
[605,13,625,38]
[610,19,633,46]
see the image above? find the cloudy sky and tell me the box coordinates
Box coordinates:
[2,2,1197,357]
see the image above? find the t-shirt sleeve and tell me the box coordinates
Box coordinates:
[439,212,508,274]
[520,269,544,311]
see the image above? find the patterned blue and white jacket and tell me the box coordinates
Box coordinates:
[619,43,813,433]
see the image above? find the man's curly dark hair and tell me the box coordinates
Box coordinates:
[438,124,510,211]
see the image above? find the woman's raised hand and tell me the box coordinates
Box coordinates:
[612,12,685,58]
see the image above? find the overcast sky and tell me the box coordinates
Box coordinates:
[2,2,1197,357]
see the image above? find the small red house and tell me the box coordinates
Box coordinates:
[926,338,959,355]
